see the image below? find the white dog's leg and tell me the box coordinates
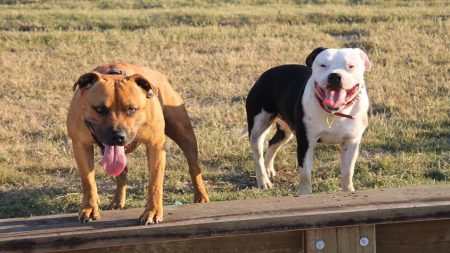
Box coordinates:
[340,138,361,192]
[264,121,293,178]
[249,110,274,189]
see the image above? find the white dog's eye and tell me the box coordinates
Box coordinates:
[348,65,354,69]
[320,64,327,68]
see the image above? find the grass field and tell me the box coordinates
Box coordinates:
[0,0,449,219]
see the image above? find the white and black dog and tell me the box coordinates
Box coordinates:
[245,47,371,195]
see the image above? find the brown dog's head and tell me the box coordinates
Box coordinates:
[73,71,158,176]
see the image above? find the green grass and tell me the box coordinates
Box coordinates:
[0,0,449,219]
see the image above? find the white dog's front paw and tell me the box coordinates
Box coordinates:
[266,166,277,179]
[342,185,355,192]
[256,176,273,189]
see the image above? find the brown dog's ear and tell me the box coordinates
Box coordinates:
[73,72,101,91]
[306,47,328,67]
[127,74,159,99]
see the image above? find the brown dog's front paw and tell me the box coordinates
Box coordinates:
[107,201,125,210]
[194,194,209,203]
[138,209,163,225]
[78,208,101,223]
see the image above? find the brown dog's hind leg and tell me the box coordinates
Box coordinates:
[164,105,209,203]
[107,166,128,210]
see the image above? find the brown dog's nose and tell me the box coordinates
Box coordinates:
[110,130,126,146]
[328,73,342,88]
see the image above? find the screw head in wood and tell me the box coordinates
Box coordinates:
[359,237,369,247]
[315,240,325,250]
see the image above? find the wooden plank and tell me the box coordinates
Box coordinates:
[306,228,319,253]
[306,225,374,253]
[306,227,337,253]
[359,225,375,253]
[1,185,450,252]
[376,219,450,253]
[69,230,304,253]
[324,227,338,253]
[337,227,357,252]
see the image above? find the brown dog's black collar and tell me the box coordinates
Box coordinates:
[106,69,126,76]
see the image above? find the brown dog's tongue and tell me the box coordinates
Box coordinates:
[101,145,127,176]
[323,88,347,109]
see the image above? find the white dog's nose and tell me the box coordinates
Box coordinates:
[327,73,342,88]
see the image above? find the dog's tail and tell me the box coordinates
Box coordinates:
[237,126,248,140]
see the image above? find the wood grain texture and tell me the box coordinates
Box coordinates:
[70,230,304,253]
[1,185,449,252]
[360,225,375,253]
[377,219,450,253]
[306,225,374,253]
[306,227,334,253]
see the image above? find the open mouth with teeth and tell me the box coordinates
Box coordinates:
[85,123,131,177]
[314,81,360,111]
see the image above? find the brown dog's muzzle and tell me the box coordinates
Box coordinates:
[105,128,127,146]
[85,121,130,177]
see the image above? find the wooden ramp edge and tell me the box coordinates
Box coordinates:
[1,184,450,253]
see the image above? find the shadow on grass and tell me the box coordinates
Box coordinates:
[367,120,450,154]
[203,164,256,190]
[370,136,449,154]
[370,103,398,118]
[0,186,80,219]
[424,169,449,181]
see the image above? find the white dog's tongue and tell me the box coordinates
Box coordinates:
[101,145,127,176]
[323,88,347,109]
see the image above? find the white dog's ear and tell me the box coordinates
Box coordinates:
[306,47,328,67]
[359,49,372,71]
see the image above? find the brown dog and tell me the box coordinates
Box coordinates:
[67,63,209,225]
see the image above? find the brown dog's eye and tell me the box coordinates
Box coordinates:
[126,107,138,116]
[93,106,107,115]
